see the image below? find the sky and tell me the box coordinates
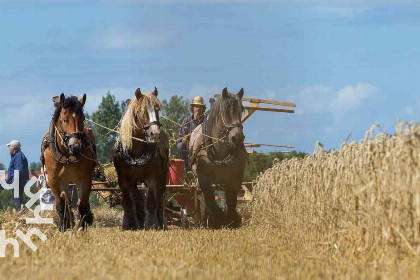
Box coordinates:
[0,0,420,166]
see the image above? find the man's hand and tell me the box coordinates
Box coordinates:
[182,135,190,143]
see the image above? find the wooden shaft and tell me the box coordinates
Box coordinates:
[243,106,294,114]
[244,142,295,149]
[214,94,296,107]
[244,97,295,107]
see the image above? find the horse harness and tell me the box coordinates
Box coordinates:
[201,114,244,166]
[116,120,162,166]
[41,118,97,165]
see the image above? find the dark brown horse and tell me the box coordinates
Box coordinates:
[189,87,247,228]
[113,88,169,230]
[41,94,97,231]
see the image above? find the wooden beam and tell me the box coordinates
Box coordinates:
[91,185,195,194]
[214,94,296,107]
[243,97,295,107]
[244,142,294,149]
[241,107,257,122]
[243,106,295,114]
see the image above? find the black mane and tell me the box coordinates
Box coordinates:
[52,96,85,124]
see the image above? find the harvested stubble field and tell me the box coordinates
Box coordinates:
[1,122,419,279]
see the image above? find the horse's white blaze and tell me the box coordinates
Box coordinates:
[147,101,160,135]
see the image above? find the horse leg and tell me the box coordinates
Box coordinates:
[225,186,241,228]
[198,177,225,229]
[144,179,159,230]
[131,182,145,230]
[56,197,66,231]
[119,179,138,230]
[56,189,74,231]
[78,182,93,229]
[156,176,167,230]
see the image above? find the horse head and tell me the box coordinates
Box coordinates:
[134,87,161,143]
[210,87,245,149]
[119,87,162,151]
[57,93,87,157]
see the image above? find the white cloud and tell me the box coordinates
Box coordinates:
[286,82,378,118]
[91,28,171,51]
[331,83,377,116]
[402,99,420,116]
[289,85,334,114]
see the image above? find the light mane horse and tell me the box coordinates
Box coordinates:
[113,88,169,230]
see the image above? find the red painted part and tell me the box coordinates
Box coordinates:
[167,159,184,186]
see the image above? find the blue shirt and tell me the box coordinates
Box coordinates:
[6,149,29,185]
[177,114,204,143]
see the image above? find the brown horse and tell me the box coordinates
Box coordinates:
[113,88,169,230]
[41,94,97,231]
[189,87,247,228]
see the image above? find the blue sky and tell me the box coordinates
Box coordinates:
[1,1,419,166]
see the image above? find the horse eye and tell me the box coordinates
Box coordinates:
[63,119,69,124]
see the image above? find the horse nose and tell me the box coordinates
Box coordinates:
[68,138,83,155]
[153,131,161,143]
[230,131,245,146]
[150,125,161,143]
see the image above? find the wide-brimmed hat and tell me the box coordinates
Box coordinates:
[190,96,205,107]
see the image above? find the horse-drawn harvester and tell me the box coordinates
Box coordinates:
[86,92,296,228]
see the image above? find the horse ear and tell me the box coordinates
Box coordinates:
[222,87,229,99]
[59,93,65,105]
[152,87,158,97]
[237,88,244,99]
[79,94,86,106]
[135,88,142,99]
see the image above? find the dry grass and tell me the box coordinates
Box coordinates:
[0,221,418,279]
[251,121,420,264]
[0,121,419,279]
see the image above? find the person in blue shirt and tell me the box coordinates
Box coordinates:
[177,96,206,169]
[6,140,29,211]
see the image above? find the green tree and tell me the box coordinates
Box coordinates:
[161,95,190,156]
[0,162,9,209]
[86,92,122,163]
[161,95,190,134]
[29,162,42,173]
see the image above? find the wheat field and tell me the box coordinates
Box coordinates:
[0,122,419,279]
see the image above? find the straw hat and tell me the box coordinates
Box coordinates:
[191,96,205,107]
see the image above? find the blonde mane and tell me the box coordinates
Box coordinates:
[117,93,161,151]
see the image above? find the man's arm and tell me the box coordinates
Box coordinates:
[178,116,188,143]
[6,158,14,184]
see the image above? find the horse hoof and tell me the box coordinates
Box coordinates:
[122,211,139,230]
[80,211,94,229]
[207,214,225,229]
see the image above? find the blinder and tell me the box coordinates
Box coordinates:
[63,131,87,142]
[221,122,243,135]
